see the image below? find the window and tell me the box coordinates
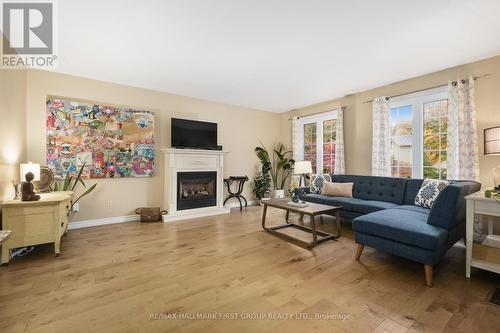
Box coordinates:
[389,87,448,179]
[322,119,336,173]
[303,123,317,172]
[390,105,413,178]
[297,111,337,174]
[423,100,448,179]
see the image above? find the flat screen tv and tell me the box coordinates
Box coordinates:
[171,118,218,149]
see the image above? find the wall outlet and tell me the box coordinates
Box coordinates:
[72,203,79,212]
[106,200,112,209]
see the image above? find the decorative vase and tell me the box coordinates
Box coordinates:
[272,189,285,199]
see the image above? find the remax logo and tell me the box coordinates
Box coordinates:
[1,0,57,68]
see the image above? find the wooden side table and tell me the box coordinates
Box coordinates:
[1,191,73,264]
[465,192,500,278]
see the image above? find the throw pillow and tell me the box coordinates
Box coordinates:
[310,174,332,193]
[321,182,353,197]
[415,179,449,209]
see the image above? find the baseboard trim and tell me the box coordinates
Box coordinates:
[224,199,259,208]
[163,207,231,222]
[68,215,139,230]
[68,200,260,229]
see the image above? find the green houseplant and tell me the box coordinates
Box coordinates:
[254,143,294,199]
[254,148,272,200]
[54,162,97,219]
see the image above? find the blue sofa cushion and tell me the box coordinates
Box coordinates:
[391,205,430,215]
[302,194,366,211]
[352,208,448,250]
[331,175,407,204]
[427,181,481,230]
[354,232,447,265]
[351,200,398,214]
[403,179,424,205]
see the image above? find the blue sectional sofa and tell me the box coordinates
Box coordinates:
[295,174,480,286]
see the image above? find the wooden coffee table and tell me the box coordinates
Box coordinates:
[261,199,342,248]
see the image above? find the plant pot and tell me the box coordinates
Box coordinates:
[271,189,285,199]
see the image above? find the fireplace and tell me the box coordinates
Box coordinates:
[177,171,217,211]
[161,148,229,222]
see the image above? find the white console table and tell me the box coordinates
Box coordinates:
[465,192,500,278]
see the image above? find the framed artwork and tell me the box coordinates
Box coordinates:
[46,97,155,179]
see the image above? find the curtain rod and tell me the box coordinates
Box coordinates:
[362,73,492,104]
[287,105,348,121]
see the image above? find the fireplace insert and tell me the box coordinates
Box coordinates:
[177,171,217,211]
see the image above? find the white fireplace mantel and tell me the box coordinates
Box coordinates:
[160,148,230,222]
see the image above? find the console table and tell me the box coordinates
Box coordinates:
[465,192,500,278]
[1,191,73,264]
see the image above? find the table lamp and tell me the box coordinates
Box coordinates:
[294,160,313,187]
[20,162,41,182]
[484,126,500,187]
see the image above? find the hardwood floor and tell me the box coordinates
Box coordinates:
[1,206,499,333]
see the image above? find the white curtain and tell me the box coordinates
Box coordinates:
[372,97,391,176]
[447,76,479,181]
[334,108,345,174]
[291,116,300,161]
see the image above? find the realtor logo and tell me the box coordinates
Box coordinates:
[1,0,57,68]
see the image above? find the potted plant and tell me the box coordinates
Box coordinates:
[254,143,294,199]
[53,162,97,221]
[254,148,272,201]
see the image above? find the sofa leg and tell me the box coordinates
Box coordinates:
[355,244,364,261]
[424,265,433,287]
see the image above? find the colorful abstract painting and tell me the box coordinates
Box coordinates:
[46,97,155,179]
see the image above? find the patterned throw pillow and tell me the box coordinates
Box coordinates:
[310,174,332,193]
[415,179,449,208]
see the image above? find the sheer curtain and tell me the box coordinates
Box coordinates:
[447,76,479,181]
[372,97,391,176]
[291,116,300,161]
[334,108,345,174]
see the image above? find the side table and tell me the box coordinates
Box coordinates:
[223,176,249,210]
[465,192,500,278]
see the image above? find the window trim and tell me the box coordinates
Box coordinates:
[389,86,448,179]
[297,110,338,174]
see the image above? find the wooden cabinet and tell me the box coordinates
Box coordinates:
[1,191,73,264]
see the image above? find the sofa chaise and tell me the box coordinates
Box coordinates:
[295,174,480,286]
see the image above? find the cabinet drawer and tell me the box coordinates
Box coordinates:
[175,155,218,170]
[7,213,55,246]
[7,205,56,217]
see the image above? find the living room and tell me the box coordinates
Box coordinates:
[1,1,500,332]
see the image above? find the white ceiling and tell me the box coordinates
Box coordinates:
[53,0,500,112]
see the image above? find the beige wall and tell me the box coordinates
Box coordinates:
[4,53,500,222]
[0,69,26,202]
[23,70,281,222]
[281,54,500,188]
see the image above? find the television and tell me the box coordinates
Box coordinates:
[171,118,218,149]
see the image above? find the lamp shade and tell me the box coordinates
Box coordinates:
[20,162,40,181]
[484,126,500,155]
[294,160,313,175]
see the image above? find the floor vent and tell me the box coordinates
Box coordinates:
[489,288,500,305]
